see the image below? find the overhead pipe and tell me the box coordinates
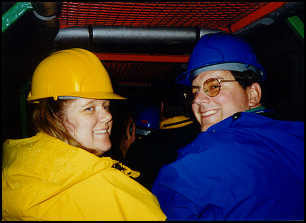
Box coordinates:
[31,2,58,28]
[54,26,91,48]
[54,26,220,52]
[92,26,198,45]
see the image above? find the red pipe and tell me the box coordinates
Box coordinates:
[94,52,190,63]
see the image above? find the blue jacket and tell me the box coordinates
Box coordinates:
[152,112,304,220]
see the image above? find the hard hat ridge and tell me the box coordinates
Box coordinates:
[27,48,125,101]
[176,33,266,86]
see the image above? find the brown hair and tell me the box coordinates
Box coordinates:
[32,98,101,156]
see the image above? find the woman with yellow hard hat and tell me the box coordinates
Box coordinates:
[2,48,166,221]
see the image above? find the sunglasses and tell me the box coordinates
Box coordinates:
[184,77,238,102]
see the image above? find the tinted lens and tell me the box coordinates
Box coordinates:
[186,78,221,103]
[203,78,221,97]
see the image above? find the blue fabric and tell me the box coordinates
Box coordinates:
[152,112,304,220]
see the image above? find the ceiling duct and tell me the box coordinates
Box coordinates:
[54,26,219,53]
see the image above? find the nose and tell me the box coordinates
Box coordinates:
[193,90,211,104]
[97,109,112,123]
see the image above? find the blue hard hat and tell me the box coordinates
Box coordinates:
[176,33,266,86]
[135,104,160,134]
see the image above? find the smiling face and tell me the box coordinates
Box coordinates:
[62,98,113,155]
[192,70,250,132]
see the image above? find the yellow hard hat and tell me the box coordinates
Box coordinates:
[27,48,125,101]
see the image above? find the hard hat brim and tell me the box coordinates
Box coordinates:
[27,91,126,101]
[176,62,265,86]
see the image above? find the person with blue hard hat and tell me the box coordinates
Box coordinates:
[134,103,161,139]
[152,33,304,220]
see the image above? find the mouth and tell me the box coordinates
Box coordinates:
[93,129,109,134]
[201,110,218,117]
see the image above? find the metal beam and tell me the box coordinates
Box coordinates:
[230,2,286,33]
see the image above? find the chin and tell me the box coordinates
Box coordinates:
[88,146,110,157]
[200,122,217,132]
[96,144,111,153]
[84,142,111,156]
[96,143,112,152]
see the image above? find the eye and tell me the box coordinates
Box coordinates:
[210,84,220,89]
[102,102,111,111]
[103,105,110,111]
[84,106,94,112]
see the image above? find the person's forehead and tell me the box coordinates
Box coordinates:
[192,70,233,83]
[67,98,110,107]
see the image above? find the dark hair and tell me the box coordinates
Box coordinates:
[109,101,135,160]
[231,70,267,106]
[231,70,263,89]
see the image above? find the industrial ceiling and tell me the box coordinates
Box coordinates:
[2,2,304,88]
[54,2,291,86]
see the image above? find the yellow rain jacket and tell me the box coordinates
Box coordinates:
[2,132,166,221]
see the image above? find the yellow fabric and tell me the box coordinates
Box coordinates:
[2,132,166,221]
[160,115,193,129]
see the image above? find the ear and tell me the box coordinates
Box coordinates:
[126,118,135,138]
[246,82,262,108]
[160,101,165,114]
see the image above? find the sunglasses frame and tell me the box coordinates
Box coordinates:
[184,78,238,102]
